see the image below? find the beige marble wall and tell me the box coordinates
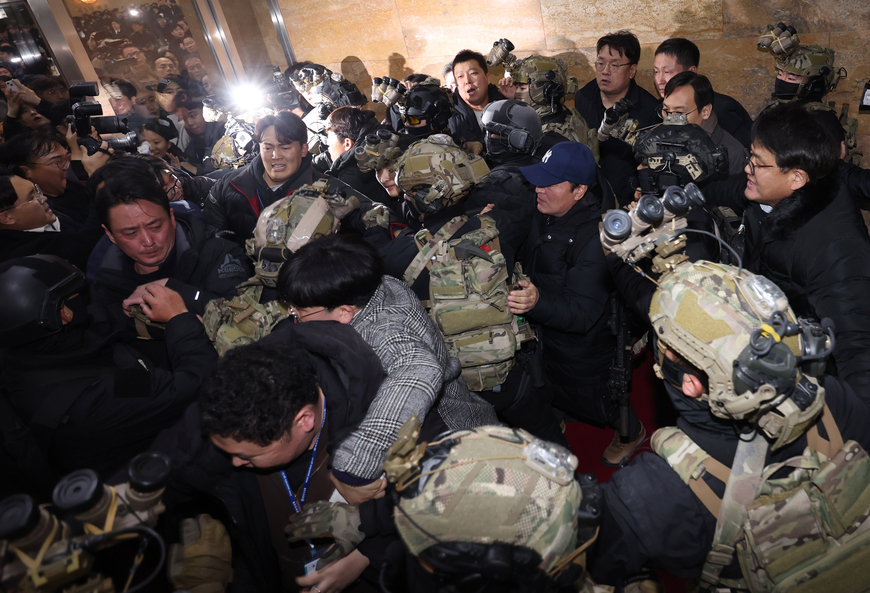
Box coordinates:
[275,0,870,166]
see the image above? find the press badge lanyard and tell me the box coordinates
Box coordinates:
[279,401,327,515]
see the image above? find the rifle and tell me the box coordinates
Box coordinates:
[607,293,634,440]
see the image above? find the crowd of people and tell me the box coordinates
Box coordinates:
[2,24,870,593]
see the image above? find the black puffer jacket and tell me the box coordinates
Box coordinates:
[704,172,870,402]
[204,153,315,248]
[589,373,870,585]
[517,188,615,383]
[326,117,393,204]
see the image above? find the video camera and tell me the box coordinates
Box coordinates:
[67,82,138,155]
[0,452,170,592]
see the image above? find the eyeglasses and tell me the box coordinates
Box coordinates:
[656,106,699,120]
[26,153,71,170]
[1,183,45,212]
[744,149,778,176]
[162,172,181,198]
[594,60,630,73]
[289,307,326,323]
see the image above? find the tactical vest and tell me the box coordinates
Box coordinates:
[202,281,290,356]
[402,215,534,392]
[652,407,870,593]
[541,107,600,163]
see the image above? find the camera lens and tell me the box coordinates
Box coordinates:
[636,194,664,224]
[603,209,632,241]
[106,132,139,153]
[662,186,690,215]
[53,469,102,514]
[0,494,40,541]
[128,452,171,493]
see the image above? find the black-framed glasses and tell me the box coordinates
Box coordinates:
[594,60,629,72]
[289,307,326,323]
[744,149,778,176]
[656,106,699,120]
[162,171,181,197]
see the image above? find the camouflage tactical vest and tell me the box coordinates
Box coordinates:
[202,281,290,356]
[542,108,600,163]
[402,215,534,392]
[652,408,870,593]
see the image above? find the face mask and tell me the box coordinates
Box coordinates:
[484,133,508,157]
[774,78,801,101]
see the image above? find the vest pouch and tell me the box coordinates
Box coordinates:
[810,441,870,538]
[444,324,517,368]
[430,292,513,336]
[464,250,508,299]
[461,360,515,393]
[215,324,255,356]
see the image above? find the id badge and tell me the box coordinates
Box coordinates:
[304,558,319,576]
[304,546,323,575]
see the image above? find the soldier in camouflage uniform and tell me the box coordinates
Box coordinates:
[499,54,599,161]
[587,259,870,589]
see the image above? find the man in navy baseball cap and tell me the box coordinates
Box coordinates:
[511,140,647,468]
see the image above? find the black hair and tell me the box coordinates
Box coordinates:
[277,234,383,310]
[140,118,179,142]
[29,76,66,97]
[0,167,17,210]
[110,78,138,100]
[254,110,308,145]
[452,50,488,74]
[664,71,714,111]
[751,102,838,182]
[654,38,700,69]
[183,54,202,64]
[0,132,63,172]
[94,161,170,229]
[597,30,641,65]
[199,342,319,446]
[87,154,161,196]
[326,106,376,142]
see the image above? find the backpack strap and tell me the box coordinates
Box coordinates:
[402,215,467,286]
[701,432,769,587]
[805,403,844,460]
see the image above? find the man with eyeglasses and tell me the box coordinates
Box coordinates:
[660,72,745,175]
[0,172,104,269]
[702,102,870,403]
[575,30,659,206]
[0,132,111,225]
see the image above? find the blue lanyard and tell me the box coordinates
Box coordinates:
[255,188,265,213]
[279,401,327,514]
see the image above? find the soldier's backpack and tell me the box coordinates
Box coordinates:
[652,407,870,593]
[202,282,290,356]
[402,214,534,392]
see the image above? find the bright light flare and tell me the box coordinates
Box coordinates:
[231,83,265,110]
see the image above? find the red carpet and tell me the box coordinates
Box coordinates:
[564,349,687,591]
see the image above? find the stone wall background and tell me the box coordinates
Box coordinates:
[275,0,870,166]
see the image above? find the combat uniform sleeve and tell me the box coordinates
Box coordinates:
[332,316,444,482]
[528,235,610,334]
[839,160,870,210]
[699,172,750,214]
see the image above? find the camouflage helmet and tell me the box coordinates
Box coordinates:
[391,424,584,575]
[395,134,490,215]
[775,45,840,101]
[245,182,344,286]
[650,260,825,449]
[509,55,578,116]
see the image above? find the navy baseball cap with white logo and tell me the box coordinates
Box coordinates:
[519,142,597,187]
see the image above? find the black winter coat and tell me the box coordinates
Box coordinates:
[0,312,216,490]
[517,189,615,383]
[575,79,660,206]
[0,209,103,271]
[326,117,393,204]
[448,84,506,146]
[588,374,870,585]
[703,172,870,402]
[204,153,316,248]
[92,211,251,319]
[149,321,385,592]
